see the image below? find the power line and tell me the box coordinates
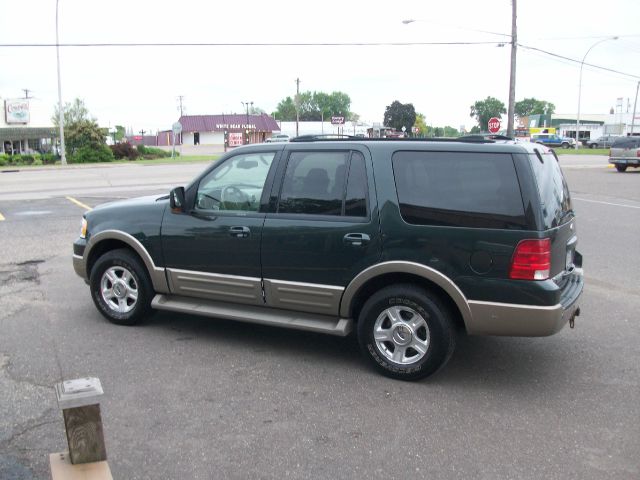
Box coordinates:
[518,43,640,79]
[0,40,504,48]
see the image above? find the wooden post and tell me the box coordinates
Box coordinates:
[55,378,107,465]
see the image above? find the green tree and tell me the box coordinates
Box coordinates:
[52,98,113,163]
[469,125,481,134]
[273,91,351,121]
[514,98,555,117]
[470,96,506,130]
[52,98,93,127]
[384,101,416,132]
[414,113,427,137]
[114,125,126,141]
[443,126,460,137]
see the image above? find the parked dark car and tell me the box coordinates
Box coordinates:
[609,136,640,172]
[73,137,584,380]
[582,135,620,149]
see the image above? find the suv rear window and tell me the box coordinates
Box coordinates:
[392,151,526,229]
[528,151,573,229]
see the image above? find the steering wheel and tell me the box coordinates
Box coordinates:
[220,185,249,209]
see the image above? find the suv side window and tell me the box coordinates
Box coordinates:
[392,151,526,229]
[195,152,275,212]
[277,151,368,217]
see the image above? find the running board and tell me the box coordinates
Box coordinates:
[151,294,353,337]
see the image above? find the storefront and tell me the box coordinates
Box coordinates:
[177,113,280,146]
[0,97,58,154]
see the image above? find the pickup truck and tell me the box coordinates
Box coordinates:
[531,134,576,149]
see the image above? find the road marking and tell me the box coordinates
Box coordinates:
[0,211,4,221]
[573,197,640,209]
[65,196,93,211]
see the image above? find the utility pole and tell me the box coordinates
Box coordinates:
[56,0,67,165]
[295,77,300,137]
[241,101,253,144]
[506,0,517,138]
[630,80,639,137]
[177,95,185,117]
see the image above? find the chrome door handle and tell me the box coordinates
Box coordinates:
[343,233,370,247]
[229,226,250,238]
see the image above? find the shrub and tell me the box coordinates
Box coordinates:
[19,155,35,165]
[0,154,8,166]
[70,145,114,163]
[110,142,139,160]
[40,153,58,165]
[136,144,147,155]
[139,147,173,159]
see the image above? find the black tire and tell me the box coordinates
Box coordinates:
[615,165,627,172]
[357,284,456,381]
[562,142,570,149]
[590,143,597,149]
[89,248,153,326]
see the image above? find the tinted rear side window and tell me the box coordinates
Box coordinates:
[528,152,573,229]
[392,151,526,229]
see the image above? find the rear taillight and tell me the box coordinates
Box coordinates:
[509,239,551,280]
[636,149,640,158]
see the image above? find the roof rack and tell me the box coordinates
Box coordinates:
[289,135,506,144]
[290,134,357,142]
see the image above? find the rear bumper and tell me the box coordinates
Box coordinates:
[609,157,640,166]
[466,268,583,337]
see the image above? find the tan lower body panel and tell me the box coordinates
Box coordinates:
[152,294,353,336]
[467,300,578,337]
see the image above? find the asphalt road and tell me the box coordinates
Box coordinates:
[0,156,638,479]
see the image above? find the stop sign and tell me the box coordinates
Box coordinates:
[488,117,501,134]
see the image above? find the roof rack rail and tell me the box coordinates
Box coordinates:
[289,135,505,144]
[290,134,358,142]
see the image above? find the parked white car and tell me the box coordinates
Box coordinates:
[265,134,290,143]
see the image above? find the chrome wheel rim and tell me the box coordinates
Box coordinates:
[100,266,138,314]
[373,305,430,365]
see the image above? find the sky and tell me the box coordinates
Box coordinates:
[1,0,639,133]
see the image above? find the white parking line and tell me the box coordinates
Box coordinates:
[573,197,640,209]
[65,196,93,211]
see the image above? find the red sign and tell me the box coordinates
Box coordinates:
[488,117,501,134]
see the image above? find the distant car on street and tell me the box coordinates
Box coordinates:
[531,134,576,149]
[581,135,620,149]
[265,134,290,143]
[609,136,640,172]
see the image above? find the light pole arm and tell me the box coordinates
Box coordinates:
[575,37,618,149]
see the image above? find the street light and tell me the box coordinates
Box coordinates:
[575,36,618,149]
[55,0,67,165]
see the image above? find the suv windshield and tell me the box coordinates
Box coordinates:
[529,151,573,229]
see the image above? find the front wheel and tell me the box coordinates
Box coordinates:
[590,143,597,149]
[357,284,456,381]
[562,142,570,149]
[615,164,628,172]
[89,249,153,326]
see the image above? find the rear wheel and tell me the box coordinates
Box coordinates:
[615,164,628,172]
[89,249,153,325]
[357,284,456,381]
[590,143,597,149]
[562,142,570,149]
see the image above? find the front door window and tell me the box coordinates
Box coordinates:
[196,152,275,213]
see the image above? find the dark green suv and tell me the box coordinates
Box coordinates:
[73,138,583,380]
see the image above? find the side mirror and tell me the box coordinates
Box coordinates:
[170,187,186,213]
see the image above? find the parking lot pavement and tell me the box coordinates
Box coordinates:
[0,163,638,479]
